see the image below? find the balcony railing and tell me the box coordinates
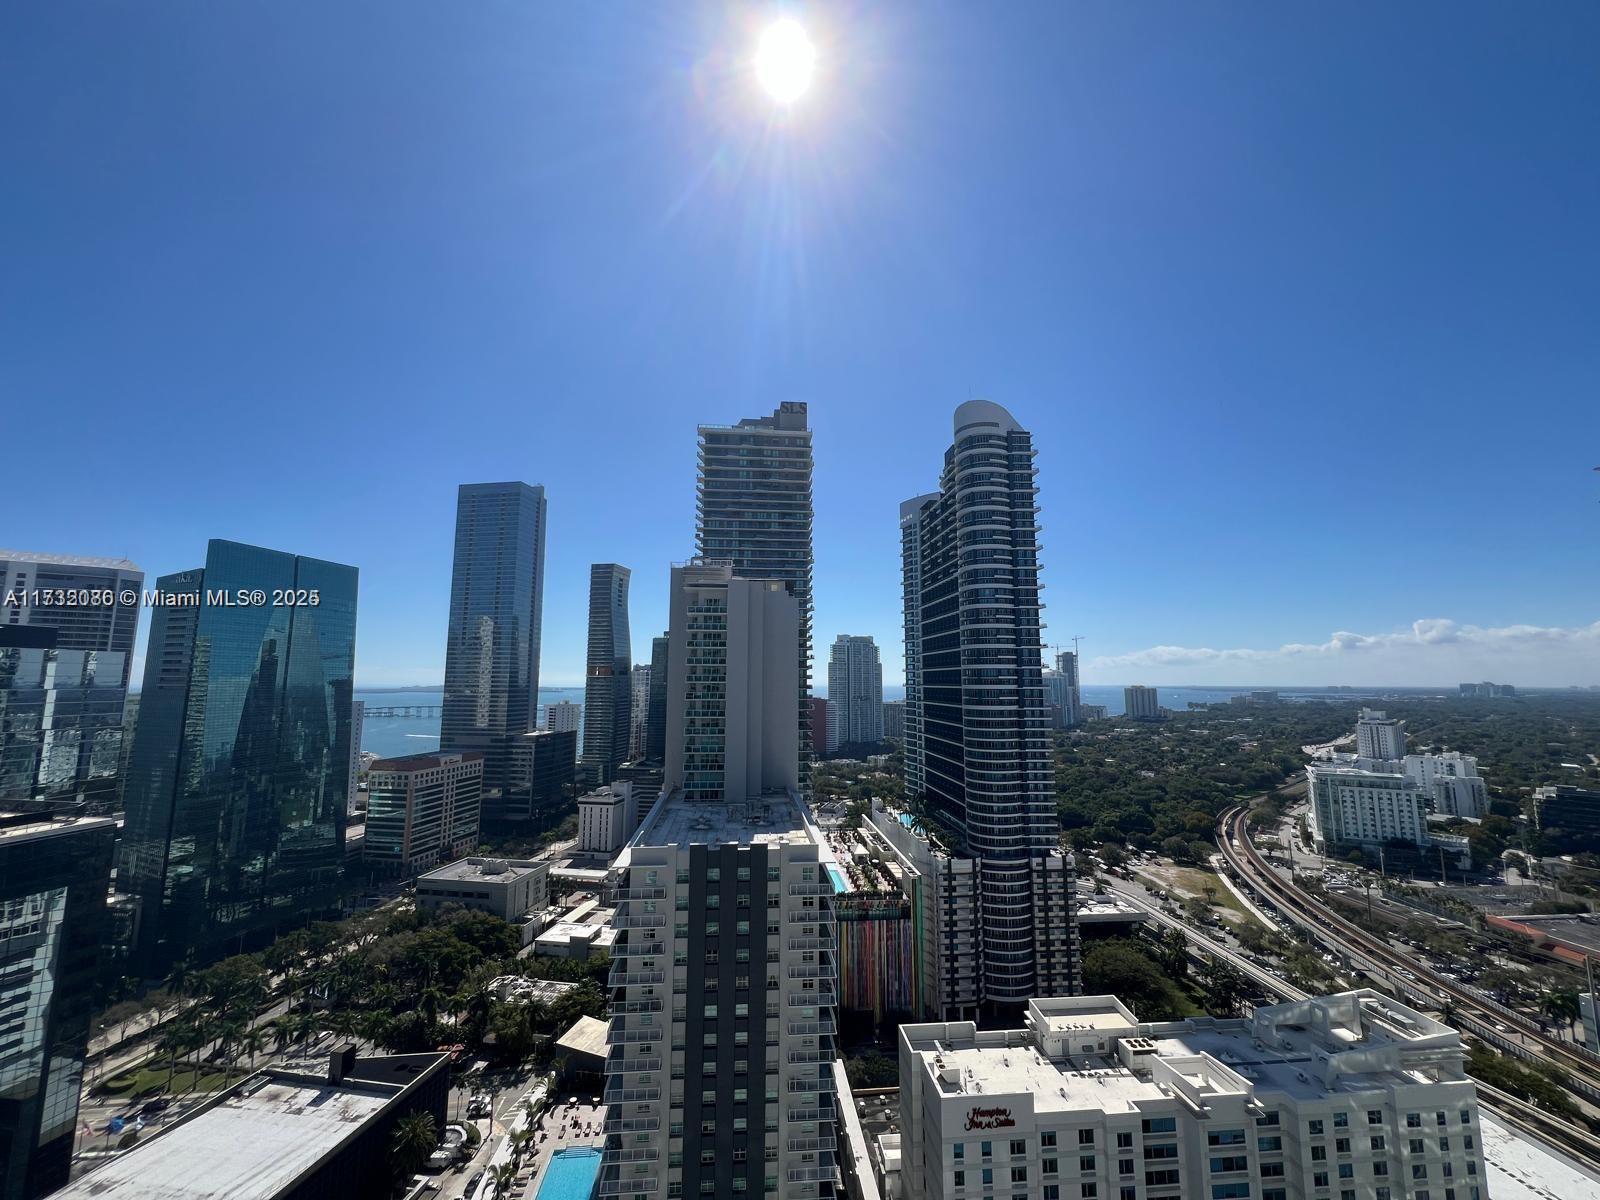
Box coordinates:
[596,1177,659,1196]
[605,1056,662,1074]
[611,941,665,958]
[786,1075,837,1093]
[601,1084,661,1105]
[601,1147,660,1165]
[608,969,666,988]
[787,991,839,1007]
[787,1049,836,1065]
[601,1116,661,1134]
[606,1026,664,1045]
[787,1135,838,1153]
[787,936,835,951]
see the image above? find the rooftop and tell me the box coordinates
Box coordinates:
[369,751,484,773]
[633,788,822,851]
[0,549,142,571]
[418,856,546,885]
[904,992,1468,1114]
[53,1055,447,1200]
[556,1015,609,1060]
[0,812,117,843]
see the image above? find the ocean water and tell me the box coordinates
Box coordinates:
[356,686,584,759]
[357,681,1263,758]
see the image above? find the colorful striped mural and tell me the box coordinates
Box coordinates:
[836,895,915,1021]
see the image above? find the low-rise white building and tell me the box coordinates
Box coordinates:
[898,991,1487,1200]
[415,856,549,922]
[578,780,639,853]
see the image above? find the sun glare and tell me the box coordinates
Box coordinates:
[755,19,816,104]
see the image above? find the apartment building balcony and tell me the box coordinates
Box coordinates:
[787,1135,838,1154]
[608,968,667,988]
[601,1147,660,1166]
[602,1115,662,1135]
[605,1056,663,1074]
[602,1083,662,1105]
[596,1176,659,1196]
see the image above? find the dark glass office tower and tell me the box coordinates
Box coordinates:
[0,812,115,1200]
[580,564,631,785]
[645,633,669,761]
[439,483,547,802]
[695,403,814,784]
[1,552,144,812]
[902,402,1077,1012]
[120,541,357,975]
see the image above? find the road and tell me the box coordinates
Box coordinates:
[1216,803,1600,1166]
[1102,867,1600,1191]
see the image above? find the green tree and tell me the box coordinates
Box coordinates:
[1082,941,1188,1020]
[389,1111,439,1180]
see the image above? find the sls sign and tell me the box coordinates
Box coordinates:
[964,1106,1016,1131]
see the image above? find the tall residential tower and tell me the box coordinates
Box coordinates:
[825,635,883,746]
[901,402,1077,1015]
[439,483,547,801]
[604,559,839,1200]
[581,563,632,785]
[696,403,814,784]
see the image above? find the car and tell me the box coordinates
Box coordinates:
[465,1169,486,1196]
[139,1098,172,1117]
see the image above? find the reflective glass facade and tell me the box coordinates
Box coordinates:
[440,483,547,801]
[0,553,143,814]
[0,634,129,812]
[0,814,115,1200]
[120,541,357,975]
[580,563,631,785]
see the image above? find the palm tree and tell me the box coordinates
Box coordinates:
[1540,990,1582,1039]
[158,1023,188,1091]
[490,1162,518,1198]
[389,1111,438,1180]
[238,1026,267,1071]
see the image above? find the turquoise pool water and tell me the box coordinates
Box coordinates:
[826,864,849,893]
[899,812,916,828]
[535,1148,601,1200]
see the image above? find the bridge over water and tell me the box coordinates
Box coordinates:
[361,705,442,718]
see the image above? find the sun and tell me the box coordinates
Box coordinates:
[754,19,816,104]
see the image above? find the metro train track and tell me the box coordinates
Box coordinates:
[1216,806,1600,1105]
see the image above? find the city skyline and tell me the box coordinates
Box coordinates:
[6,5,1598,693]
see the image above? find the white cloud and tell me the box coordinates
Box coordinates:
[1085,618,1600,687]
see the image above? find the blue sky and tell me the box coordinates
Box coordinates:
[5,3,1598,689]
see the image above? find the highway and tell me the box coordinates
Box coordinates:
[1215,804,1600,1167]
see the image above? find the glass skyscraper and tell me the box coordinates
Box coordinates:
[439,482,547,801]
[646,633,669,762]
[120,540,357,975]
[1,551,144,812]
[695,403,814,783]
[902,402,1078,1012]
[0,812,116,1200]
[580,563,631,785]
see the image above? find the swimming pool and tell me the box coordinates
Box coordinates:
[825,864,849,894]
[535,1147,602,1200]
